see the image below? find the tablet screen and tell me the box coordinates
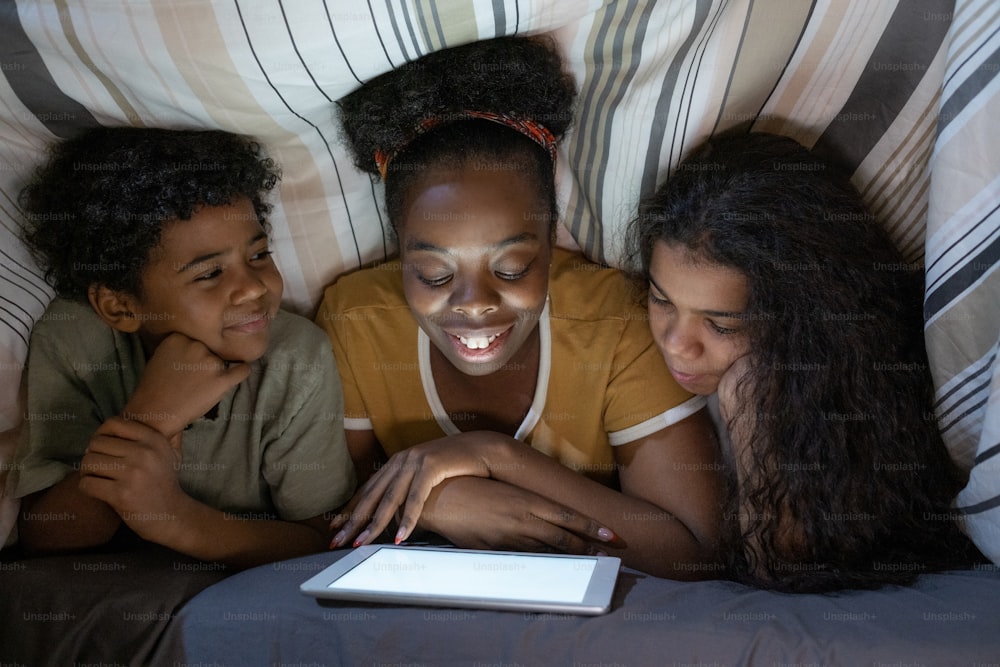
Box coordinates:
[300,545,621,614]
[329,547,597,603]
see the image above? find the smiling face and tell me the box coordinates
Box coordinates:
[125,198,283,363]
[646,241,750,395]
[398,166,552,376]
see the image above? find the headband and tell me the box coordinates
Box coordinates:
[374,110,558,181]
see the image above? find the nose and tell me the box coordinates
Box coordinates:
[231,264,268,304]
[450,273,499,318]
[658,316,702,361]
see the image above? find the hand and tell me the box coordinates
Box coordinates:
[418,477,616,555]
[329,432,502,548]
[78,416,190,544]
[124,332,250,437]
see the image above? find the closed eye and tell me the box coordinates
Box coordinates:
[418,274,452,287]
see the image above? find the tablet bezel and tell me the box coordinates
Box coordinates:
[299,544,621,615]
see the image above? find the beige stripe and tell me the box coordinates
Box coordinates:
[926,280,999,383]
[422,0,474,48]
[54,0,144,125]
[717,0,812,128]
[151,3,346,312]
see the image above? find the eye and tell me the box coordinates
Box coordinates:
[648,292,672,308]
[250,249,274,262]
[709,320,743,335]
[195,267,222,282]
[418,274,452,287]
[496,266,530,281]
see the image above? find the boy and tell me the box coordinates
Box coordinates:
[6,127,354,568]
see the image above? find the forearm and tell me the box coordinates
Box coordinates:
[154,496,330,569]
[481,436,721,579]
[17,472,122,553]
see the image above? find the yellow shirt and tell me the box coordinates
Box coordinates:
[316,248,703,484]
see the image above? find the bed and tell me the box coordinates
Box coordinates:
[1,0,998,663]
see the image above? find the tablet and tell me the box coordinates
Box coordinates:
[299,545,621,615]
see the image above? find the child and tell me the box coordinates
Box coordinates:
[6,127,355,569]
[317,36,725,579]
[626,130,975,591]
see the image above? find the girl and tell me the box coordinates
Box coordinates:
[626,131,975,591]
[317,36,725,579]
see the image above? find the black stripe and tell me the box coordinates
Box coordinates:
[400,1,426,58]
[383,0,413,63]
[934,355,992,413]
[976,441,1000,465]
[958,491,1000,516]
[641,0,715,198]
[749,0,817,130]
[279,1,335,101]
[0,301,30,347]
[572,0,644,259]
[938,31,1000,135]
[924,229,999,318]
[670,0,727,168]
[233,0,362,266]
[812,0,952,175]
[0,0,99,137]
[925,201,999,289]
[320,2,364,88]
[940,392,987,435]
[367,0,398,70]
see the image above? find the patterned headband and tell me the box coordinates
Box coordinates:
[374,110,558,181]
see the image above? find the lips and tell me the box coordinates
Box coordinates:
[447,325,512,357]
[226,312,271,333]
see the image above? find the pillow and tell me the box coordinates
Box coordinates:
[1,0,995,562]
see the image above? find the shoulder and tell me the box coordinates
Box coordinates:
[318,261,407,314]
[30,298,116,351]
[548,248,641,322]
[264,310,330,365]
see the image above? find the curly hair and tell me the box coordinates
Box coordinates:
[336,35,576,233]
[19,127,280,301]
[626,131,975,592]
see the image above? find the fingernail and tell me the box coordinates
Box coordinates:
[352,529,370,548]
[597,527,615,542]
[330,530,346,548]
[596,551,608,557]
[394,527,407,545]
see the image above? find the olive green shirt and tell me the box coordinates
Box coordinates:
[6,299,354,521]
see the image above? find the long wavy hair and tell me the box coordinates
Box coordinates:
[626,131,975,592]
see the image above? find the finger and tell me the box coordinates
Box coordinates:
[527,505,617,553]
[96,415,163,444]
[221,360,252,386]
[79,451,128,480]
[329,475,392,547]
[78,474,119,506]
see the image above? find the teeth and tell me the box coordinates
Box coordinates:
[458,333,498,350]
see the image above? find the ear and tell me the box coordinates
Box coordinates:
[87,285,142,333]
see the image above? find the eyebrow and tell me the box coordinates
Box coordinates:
[647,276,745,319]
[176,231,268,273]
[404,232,539,254]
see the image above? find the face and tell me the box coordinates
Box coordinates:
[127,198,283,363]
[398,166,551,376]
[647,241,750,395]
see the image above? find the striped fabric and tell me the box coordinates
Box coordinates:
[925,0,1000,564]
[0,0,996,559]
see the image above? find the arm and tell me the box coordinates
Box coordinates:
[332,429,615,553]
[337,410,725,578]
[77,416,331,569]
[17,473,122,553]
